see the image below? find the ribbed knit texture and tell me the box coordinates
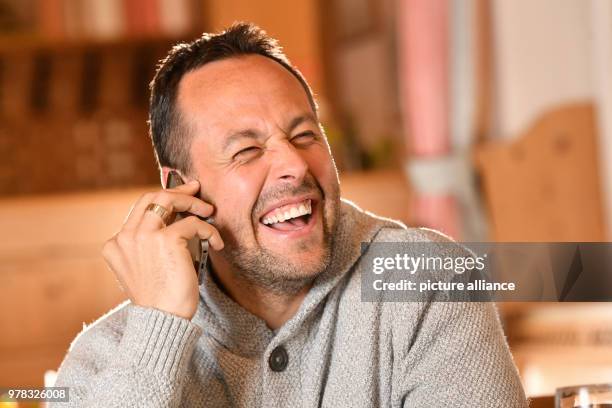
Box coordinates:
[52,199,528,407]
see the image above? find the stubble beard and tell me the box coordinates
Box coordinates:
[221,180,341,296]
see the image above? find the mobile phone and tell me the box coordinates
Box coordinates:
[166,170,209,286]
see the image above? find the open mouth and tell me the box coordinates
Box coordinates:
[259,198,315,232]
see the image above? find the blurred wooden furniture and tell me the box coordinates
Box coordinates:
[529,395,554,408]
[510,303,612,397]
[0,189,136,387]
[339,169,412,224]
[475,103,605,242]
[475,103,612,398]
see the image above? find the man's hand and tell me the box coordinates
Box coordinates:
[102,180,224,320]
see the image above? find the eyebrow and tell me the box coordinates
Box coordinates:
[222,129,260,152]
[287,113,318,133]
[221,113,318,153]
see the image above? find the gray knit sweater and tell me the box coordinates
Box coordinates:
[52,200,528,407]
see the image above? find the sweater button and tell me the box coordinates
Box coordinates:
[269,346,288,372]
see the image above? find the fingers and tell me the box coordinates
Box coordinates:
[163,216,224,251]
[138,191,213,231]
[124,182,198,230]
[123,181,213,231]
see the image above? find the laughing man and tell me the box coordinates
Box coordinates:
[53,23,527,407]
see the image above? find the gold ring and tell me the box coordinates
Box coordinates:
[145,203,171,226]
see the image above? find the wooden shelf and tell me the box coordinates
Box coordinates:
[0,31,202,53]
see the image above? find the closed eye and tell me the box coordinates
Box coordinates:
[292,131,316,143]
[233,146,261,161]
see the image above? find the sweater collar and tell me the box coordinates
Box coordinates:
[194,199,401,356]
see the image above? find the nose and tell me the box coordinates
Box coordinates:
[269,140,309,185]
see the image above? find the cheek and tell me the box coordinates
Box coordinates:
[215,168,266,223]
[306,148,338,192]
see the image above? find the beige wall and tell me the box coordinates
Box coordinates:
[491,0,593,139]
[591,0,612,239]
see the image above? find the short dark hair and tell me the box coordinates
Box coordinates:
[148,22,318,174]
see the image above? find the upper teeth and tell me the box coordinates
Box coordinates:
[262,199,312,225]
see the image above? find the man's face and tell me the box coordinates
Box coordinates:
[177,55,341,294]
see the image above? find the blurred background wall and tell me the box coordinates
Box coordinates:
[0,0,611,403]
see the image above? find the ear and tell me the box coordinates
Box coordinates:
[160,166,178,188]
[161,166,195,188]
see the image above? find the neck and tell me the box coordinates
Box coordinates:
[209,254,310,330]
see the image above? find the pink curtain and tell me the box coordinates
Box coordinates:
[397,0,460,239]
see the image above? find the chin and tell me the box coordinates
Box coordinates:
[283,247,331,277]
